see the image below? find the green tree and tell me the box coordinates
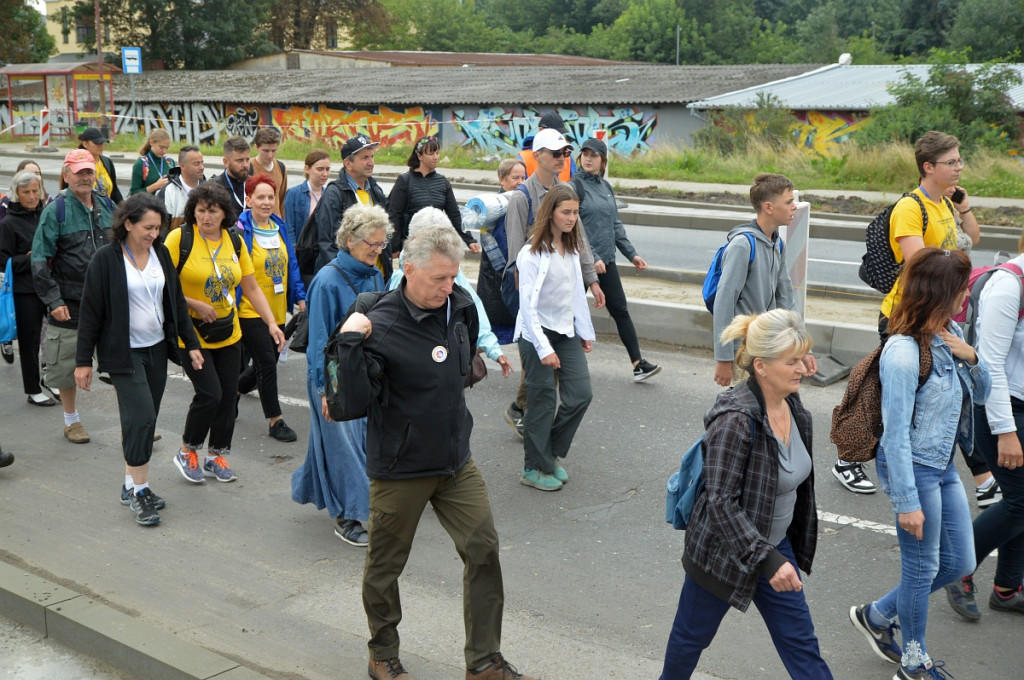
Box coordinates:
[267,0,389,51]
[884,0,957,57]
[2,0,57,63]
[67,0,274,69]
[858,58,1023,150]
[948,0,1024,61]
[601,0,702,63]
[353,0,519,52]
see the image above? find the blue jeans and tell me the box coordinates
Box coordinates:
[660,538,833,680]
[972,402,1024,589]
[874,449,975,668]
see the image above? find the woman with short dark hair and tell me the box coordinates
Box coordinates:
[387,135,479,255]
[74,193,203,526]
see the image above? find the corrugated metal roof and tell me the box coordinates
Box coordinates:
[300,50,624,66]
[688,63,1024,111]
[109,64,822,106]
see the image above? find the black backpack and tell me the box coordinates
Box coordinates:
[323,290,391,422]
[858,193,953,294]
[295,179,344,278]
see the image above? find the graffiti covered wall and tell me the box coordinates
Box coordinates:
[109,101,440,148]
[791,110,870,154]
[450,106,659,156]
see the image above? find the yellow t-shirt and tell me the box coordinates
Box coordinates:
[165,226,254,349]
[880,188,958,317]
[239,237,288,324]
[95,159,114,199]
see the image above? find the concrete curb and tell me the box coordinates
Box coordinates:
[0,560,271,680]
[588,297,878,367]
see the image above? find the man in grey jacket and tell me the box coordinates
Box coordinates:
[712,173,817,387]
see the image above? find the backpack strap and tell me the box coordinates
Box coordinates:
[570,176,586,207]
[176,222,194,275]
[900,192,929,237]
[516,183,533,226]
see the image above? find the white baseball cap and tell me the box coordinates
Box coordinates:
[533,128,572,153]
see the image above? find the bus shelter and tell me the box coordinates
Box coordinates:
[0,62,120,139]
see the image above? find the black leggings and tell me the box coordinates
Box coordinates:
[597,262,641,364]
[13,292,46,395]
[182,341,241,451]
[110,343,167,467]
[237,317,284,419]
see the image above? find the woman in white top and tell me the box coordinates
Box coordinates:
[514,184,595,492]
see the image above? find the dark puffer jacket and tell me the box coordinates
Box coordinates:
[0,200,44,294]
[387,170,476,253]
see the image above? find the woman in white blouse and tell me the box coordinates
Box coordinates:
[514,184,595,492]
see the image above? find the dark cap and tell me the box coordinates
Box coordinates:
[79,127,107,144]
[581,138,607,156]
[341,135,380,160]
[538,112,568,134]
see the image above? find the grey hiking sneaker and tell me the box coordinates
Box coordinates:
[945,575,981,621]
[989,585,1024,614]
[203,455,237,482]
[120,484,165,510]
[849,604,901,664]
[503,403,524,439]
[894,660,955,679]
[130,489,161,526]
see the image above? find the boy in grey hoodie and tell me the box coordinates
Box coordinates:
[712,173,817,386]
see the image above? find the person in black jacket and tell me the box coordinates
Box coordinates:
[74,194,204,526]
[387,135,479,256]
[334,224,537,680]
[307,136,392,281]
[0,171,54,406]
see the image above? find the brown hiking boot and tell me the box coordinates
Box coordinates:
[466,653,538,680]
[368,656,412,680]
[63,422,90,444]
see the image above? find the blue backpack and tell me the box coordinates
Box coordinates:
[702,231,781,313]
[489,184,533,319]
[666,417,755,530]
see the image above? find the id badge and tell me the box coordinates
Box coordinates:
[273,275,284,295]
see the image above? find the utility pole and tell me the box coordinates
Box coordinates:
[95,0,107,136]
[676,24,681,66]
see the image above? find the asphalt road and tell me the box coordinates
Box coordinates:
[0,333,1020,680]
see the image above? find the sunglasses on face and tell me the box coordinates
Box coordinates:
[545,148,572,158]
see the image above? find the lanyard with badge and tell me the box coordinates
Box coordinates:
[201,232,234,306]
[254,225,284,295]
[123,244,164,324]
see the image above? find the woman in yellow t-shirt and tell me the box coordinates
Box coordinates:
[235,174,307,442]
[164,183,285,484]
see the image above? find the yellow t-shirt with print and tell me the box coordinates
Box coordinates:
[239,238,288,324]
[880,188,958,317]
[94,159,114,199]
[165,226,254,349]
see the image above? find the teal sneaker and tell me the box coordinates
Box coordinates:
[552,465,569,484]
[521,468,562,491]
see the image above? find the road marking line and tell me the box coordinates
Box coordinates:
[818,511,896,536]
[809,258,859,266]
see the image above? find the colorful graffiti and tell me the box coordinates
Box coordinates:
[271,105,438,147]
[792,110,870,154]
[451,106,658,156]
[113,101,239,145]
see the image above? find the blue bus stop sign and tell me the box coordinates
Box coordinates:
[121,48,142,75]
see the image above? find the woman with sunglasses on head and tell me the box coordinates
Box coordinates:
[850,248,990,680]
[235,174,306,443]
[387,135,480,256]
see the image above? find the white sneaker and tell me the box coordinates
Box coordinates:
[833,461,877,494]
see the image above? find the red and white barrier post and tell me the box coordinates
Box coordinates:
[38,109,51,148]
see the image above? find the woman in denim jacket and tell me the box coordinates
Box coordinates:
[850,248,991,680]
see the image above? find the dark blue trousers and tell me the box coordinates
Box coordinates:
[660,538,833,680]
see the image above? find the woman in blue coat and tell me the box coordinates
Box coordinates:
[283,150,331,246]
[291,203,389,546]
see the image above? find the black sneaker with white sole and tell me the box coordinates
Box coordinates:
[130,489,161,526]
[633,358,662,382]
[976,480,1002,508]
[848,604,901,664]
[120,484,166,510]
[833,461,876,494]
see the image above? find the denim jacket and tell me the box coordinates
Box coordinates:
[878,324,991,513]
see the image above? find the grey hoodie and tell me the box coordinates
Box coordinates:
[712,220,795,361]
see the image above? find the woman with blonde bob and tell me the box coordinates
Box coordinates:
[661,309,832,680]
[291,203,390,546]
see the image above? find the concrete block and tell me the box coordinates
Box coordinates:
[830,321,880,367]
[0,560,77,634]
[45,595,239,680]
[803,353,850,387]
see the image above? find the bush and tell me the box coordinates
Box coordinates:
[693,93,795,154]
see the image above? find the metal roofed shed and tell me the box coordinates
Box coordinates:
[687,63,1024,112]
[110,64,823,106]
[229,49,627,70]
[1,62,120,139]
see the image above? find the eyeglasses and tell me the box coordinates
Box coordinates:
[933,158,965,168]
[361,238,388,251]
[546,148,572,158]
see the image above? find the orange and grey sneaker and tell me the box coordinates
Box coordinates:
[174,449,205,483]
[203,455,236,483]
[467,653,538,680]
[368,656,412,679]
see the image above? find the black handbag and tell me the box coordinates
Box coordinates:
[192,309,236,344]
[286,310,309,353]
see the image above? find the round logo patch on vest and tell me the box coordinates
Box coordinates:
[432,346,447,362]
